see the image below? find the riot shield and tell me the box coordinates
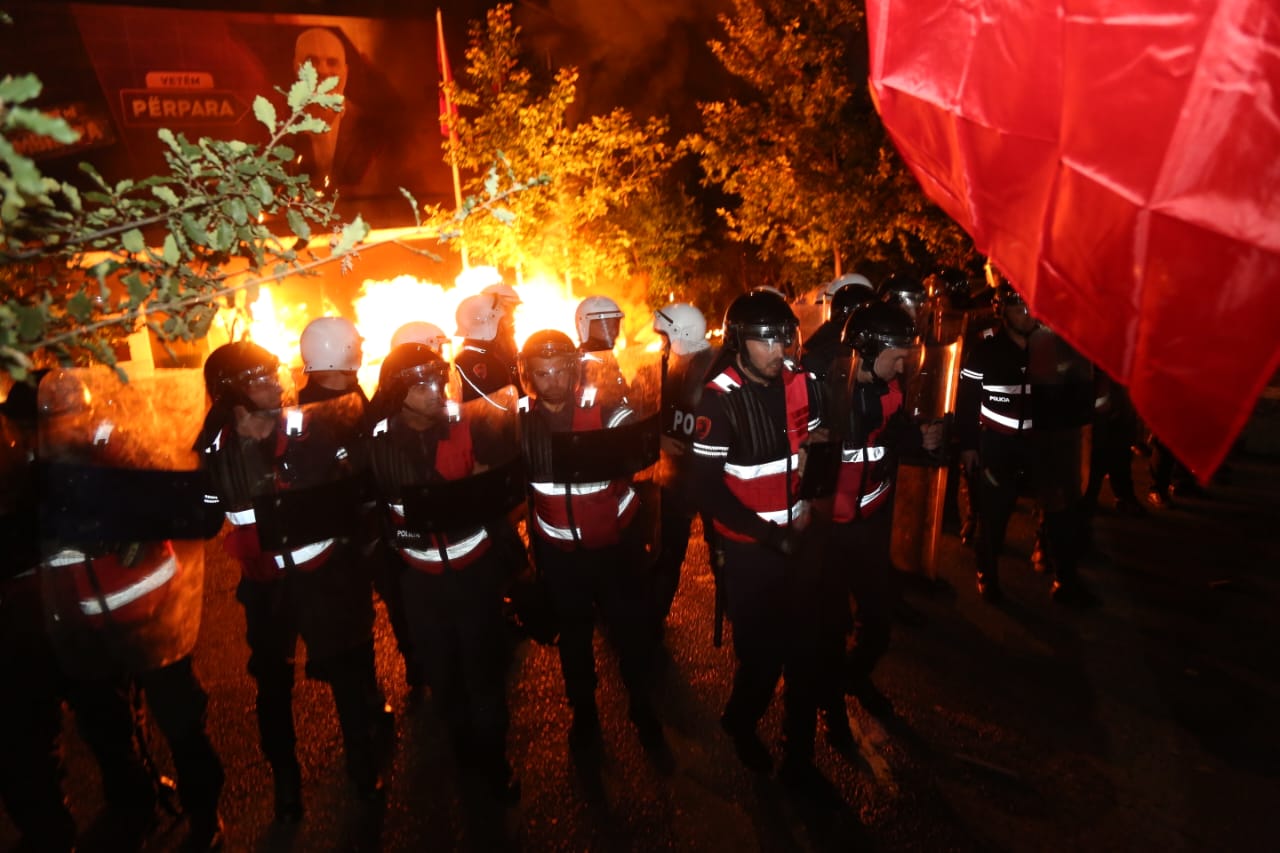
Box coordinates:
[1028,326,1094,511]
[37,367,212,679]
[245,390,368,551]
[0,413,40,581]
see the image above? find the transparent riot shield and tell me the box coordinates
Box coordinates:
[1028,326,1094,512]
[523,347,663,563]
[242,390,368,553]
[37,366,216,679]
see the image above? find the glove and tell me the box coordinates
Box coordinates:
[763,525,798,557]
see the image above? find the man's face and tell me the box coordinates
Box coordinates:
[528,355,575,405]
[294,28,348,95]
[872,346,910,382]
[244,373,283,412]
[1004,303,1039,335]
[742,338,786,380]
[403,381,445,422]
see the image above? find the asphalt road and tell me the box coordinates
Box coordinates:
[3,448,1278,852]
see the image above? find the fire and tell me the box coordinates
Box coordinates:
[233,266,656,398]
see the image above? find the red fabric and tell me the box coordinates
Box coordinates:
[866,0,1280,479]
[436,10,459,139]
[833,379,902,523]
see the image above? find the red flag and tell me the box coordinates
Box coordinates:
[867,0,1280,479]
[436,8,459,140]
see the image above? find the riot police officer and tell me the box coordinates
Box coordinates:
[455,293,521,402]
[651,302,716,624]
[575,295,630,409]
[366,344,520,803]
[822,303,941,721]
[690,291,835,801]
[516,330,663,752]
[200,341,384,821]
[800,281,876,380]
[957,279,1098,606]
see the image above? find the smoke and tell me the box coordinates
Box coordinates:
[515,0,732,127]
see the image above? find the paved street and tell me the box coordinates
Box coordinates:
[3,447,1278,852]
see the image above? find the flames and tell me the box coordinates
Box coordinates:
[230,266,654,397]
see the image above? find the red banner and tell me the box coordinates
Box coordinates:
[866,0,1280,478]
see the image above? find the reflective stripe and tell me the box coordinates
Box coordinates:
[535,514,580,541]
[226,508,256,526]
[399,528,489,563]
[285,408,304,436]
[692,442,728,458]
[724,453,798,480]
[981,405,1032,430]
[373,418,389,436]
[606,407,633,428]
[446,400,461,421]
[46,549,90,568]
[580,386,597,407]
[711,373,740,393]
[531,480,611,496]
[517,396,531,413]
[272,539,335,569]
[617,486,637,517]
[982,383,1030,394]
[92,422,115,446]
[1095,394,1110,409]
[79,552,178,616]
[203,493,220,505]
[841,446,887,463]
[808,416,821,430]
[961,368,983,380]
[859,480,891,508]
[758,500,808,525]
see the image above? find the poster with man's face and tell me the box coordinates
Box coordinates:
[1,2,452,228]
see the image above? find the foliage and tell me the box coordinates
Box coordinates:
[0,62,372,381]
[447,3,698,298]
[686,0,974,286]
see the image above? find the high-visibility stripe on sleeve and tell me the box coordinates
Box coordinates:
[980,406,1032,430]
[724,453,798,480]
[79,552,178,616]
[982,383,1030,394]
[692,442,728,458]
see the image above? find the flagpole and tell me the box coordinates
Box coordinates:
[437,7,468,268]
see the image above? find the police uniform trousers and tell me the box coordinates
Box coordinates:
[533,524,654,715]
[370,539,424,689]
[975,430,1083,586]
[236,541,379,788]
[653,491,698,624]
[1,572,77,848]
[398,545,510,768]
[823,508,895,683]
[719,535,824,762]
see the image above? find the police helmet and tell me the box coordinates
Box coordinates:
[390,321,448,353]
[722,290,799,352]
[203,341,279,408]
[841,301,919,364]
[878,273,933,318]
[455,293,503,341]
[653,302,708,356]
[300,317,361,373]
[926,267,972,309]
[377,343,451,412]
[825,283,876,325]
[575,296,625,351]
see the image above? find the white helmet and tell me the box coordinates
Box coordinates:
[390,321,448,353]
[480,281,522,309]
[823,273,873,299]
[300,317,362,372]
[575,295,624,349]
[455,293,502,341]
[653,302,708,356]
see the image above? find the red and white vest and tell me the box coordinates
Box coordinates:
[832,379,902,523]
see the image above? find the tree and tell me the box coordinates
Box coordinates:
[447,4,699,300]
[0,59,372,381]
[686,0,974,285]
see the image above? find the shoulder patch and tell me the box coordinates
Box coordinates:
[695,415,712,440]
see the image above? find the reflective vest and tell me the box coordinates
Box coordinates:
[523,392,638,550]
[704,365,812,542]
[372,416,492,573]
[44,541,180,627]
[833,378,902,523]
[204,424,335,581]
[959,330,1032,437]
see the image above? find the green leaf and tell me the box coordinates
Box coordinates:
[122,271,151,305]
[251,177,273,206]
[399,187,421,227]
[0,73,41,104]
[490,206,516,225]
[286,209,311,241]
[225,198,248,226]
[162,234,180,266]
[66,290,93,322]
[252,96,278,133]
[121,229,146,254]
[181,214,208,246]
[157,128,180,153]
[152,185,180,207]
[287,77,313,111]
[332,215,368,256]
[212,221,234,253]
[60,181,82,212]
[272,144,296,162]
[15,305,45,342]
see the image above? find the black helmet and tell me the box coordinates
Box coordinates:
[841,301,919,363]
[827,283,876,325]
[926,267,972,309]
[991,277,1025,315]
[878,273,933,318]
[722,290,799,352]
[203,341,278,408]
[377,343,450,411]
